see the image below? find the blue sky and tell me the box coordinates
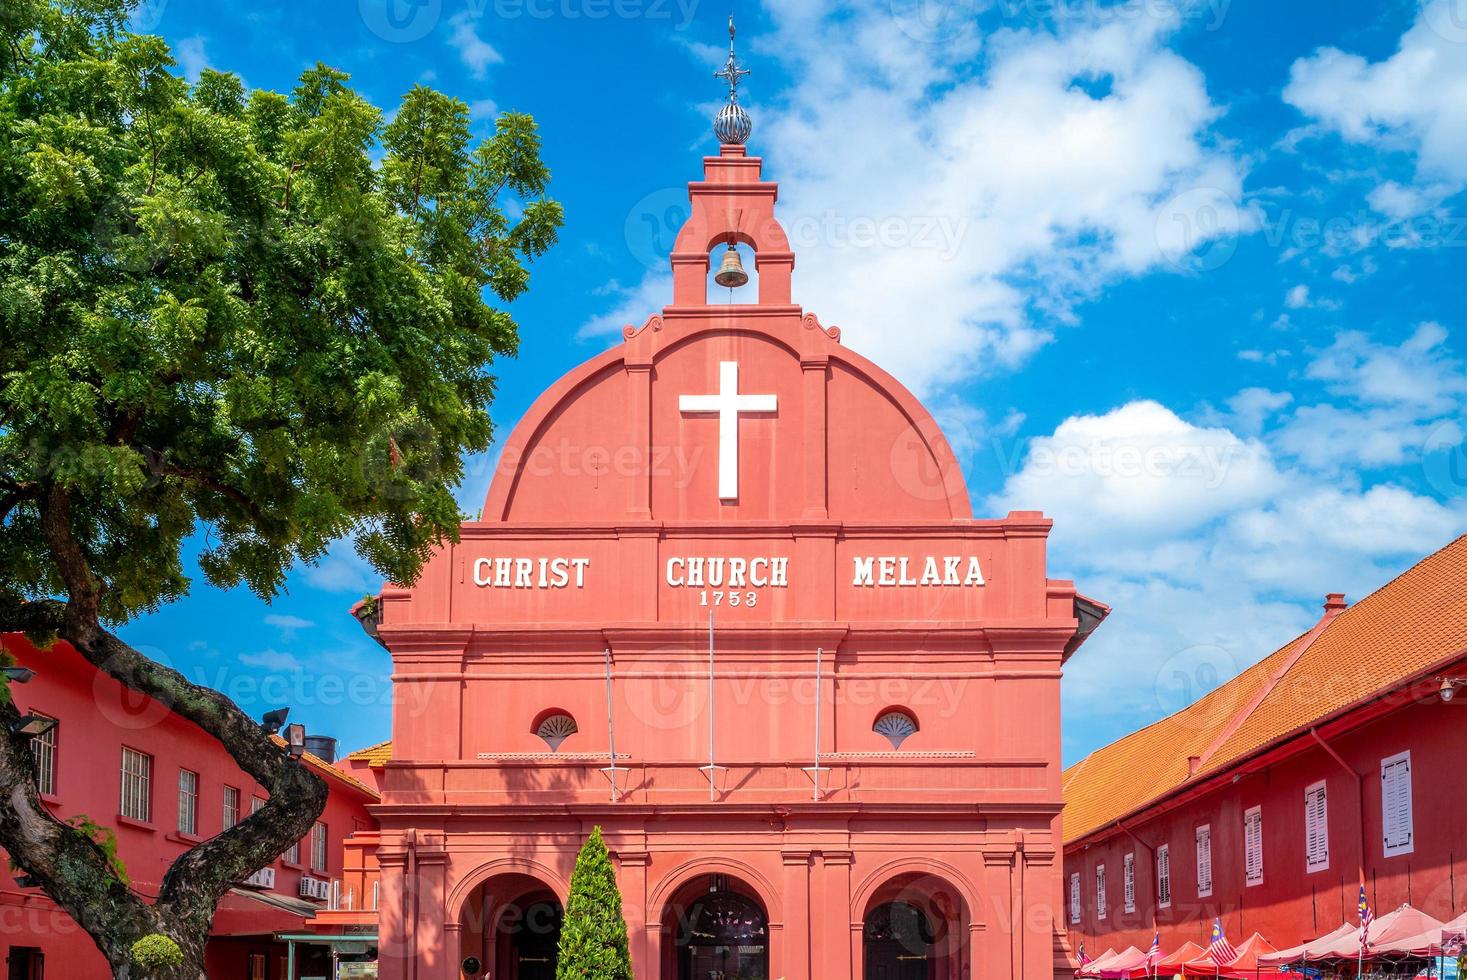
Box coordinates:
[122,0,1467,765]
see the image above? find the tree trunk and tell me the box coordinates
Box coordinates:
[0,597,328,979]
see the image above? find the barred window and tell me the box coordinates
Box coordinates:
[120,747,152,822]
[287,838,301,865]
[30,714,57,796]
[1157,844,1172,909]
[311,821,328,871]
[223,786,240,830]
[177,769,199,835]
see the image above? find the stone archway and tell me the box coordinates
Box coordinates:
[457,872,564,980]
[858,871,971,980]
[659,873,772,980]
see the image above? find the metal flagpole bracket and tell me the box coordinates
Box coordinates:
[703,610,725,800]
[603,647,629,802]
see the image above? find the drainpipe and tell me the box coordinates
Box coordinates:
[1309,728,1366,884]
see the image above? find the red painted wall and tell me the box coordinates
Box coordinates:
[1063,684,1467,955]
[0,634,377,978]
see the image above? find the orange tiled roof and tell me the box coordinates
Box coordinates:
[344,739,393,767]
[269,735,380,799]
[1063,534,1467,845]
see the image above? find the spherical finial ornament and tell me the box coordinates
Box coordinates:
[714,102,752,145]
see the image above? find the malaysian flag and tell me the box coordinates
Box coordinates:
[1359,883,1374,949]
[1079,942,1092,968]
[1209,918,1237,965]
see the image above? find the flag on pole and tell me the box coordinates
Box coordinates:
[1079,942,1092,967]
[1208,918,1237,964]
[1148,932,1162,978]
[1359,882,1374,948]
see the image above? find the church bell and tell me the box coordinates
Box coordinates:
[714,244,749,289]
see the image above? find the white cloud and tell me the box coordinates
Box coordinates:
[577,274,673,340]
[447,12,503,80]
[174,36,212,83]
[468,98,499,121]
[300,542,379,595]
[586,3,1248,397]
[1305,322,1464,412]
[999,393,1467,726]
[1284,284,1310,309]
[263,613,315,635]
[1285,0,1467,207]
[238,649,303,671]
[988,401,1283,544]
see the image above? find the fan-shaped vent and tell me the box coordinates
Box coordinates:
[535,714,578,752]
[873,711,918,750]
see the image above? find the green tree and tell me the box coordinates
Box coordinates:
[0,1,562,975]
[558,826,633,979]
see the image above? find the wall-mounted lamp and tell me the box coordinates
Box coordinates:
[1,667,36,684]
[261,708,290,734]
[284,723,306,759]
[8,715,57,739]
[1439,678,1464,703]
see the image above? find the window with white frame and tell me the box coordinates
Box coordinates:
[372,880,380,911]
[286,838,301,865]
[311,821,328,871]
[1069,871,1081,924]
[177,769,199,835]
[1244,806,1264,886]
[251,795,265,816]
[1195,824,1213,897]
[1096,863,1107,920]
[1157,843,1172,909]
[222,786,240,830]
[1123,852,1136,913]
[120,747,152,822]
[1305,780,1330,872]
[1381,751,1414,858]
[30,714,57,796]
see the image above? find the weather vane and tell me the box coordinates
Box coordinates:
[714,15,750,103]
[712,15,753,145]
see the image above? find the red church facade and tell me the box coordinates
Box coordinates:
[358,137,1106,980]
[1061,537,1467,959]
[0,634,379,980]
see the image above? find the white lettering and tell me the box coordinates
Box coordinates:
[750,557,770,587]
[965,556,984,586]
[515,558,533,588]
[728,557,747,588]
[878,557,897,586]
[550,557,569,588]
[943,556,961,586]
[920,556,940,586]
[473,558,493,586]
[666,557,685,587]
[770,557,788,587]
[571,558,590,588]
[852,556,874,587]
[898,557,916,587]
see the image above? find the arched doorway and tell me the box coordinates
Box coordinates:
[864,901,936,980]
[859,872,970,980]
[458,873,564,980]
[661,874,771,979]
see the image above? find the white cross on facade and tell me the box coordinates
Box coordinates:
[679,360,777,501]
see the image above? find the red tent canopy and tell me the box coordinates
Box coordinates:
[1312,905,1443,959]
[1080,948,1120,977]
[1219,933,1279,973]
[1153,941,1207,974]
[1097,946,1151,979]
[1259,924,1358,967]
[1374,910,1467,957]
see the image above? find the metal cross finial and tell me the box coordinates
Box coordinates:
[714,15,750,103]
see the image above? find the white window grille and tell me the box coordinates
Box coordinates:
[1305,781,1330,872]
[1096,863,1107,920]
[120,747,152,822]
[223,786,240,830]
[177,769,199,835]
[1244,806,1264,886]
[535,713,578,751]
[30,714,57,796]
[1123,852,1136,913]
[1381,752,1414,858]
[1196,824,1213,898]
[1157,844,1172,909]
[873,710,918,750]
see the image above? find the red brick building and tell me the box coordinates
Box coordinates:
[1061,535,1467,958]
[0,634,380,979]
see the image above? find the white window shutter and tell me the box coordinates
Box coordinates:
[1196,825,1213,897]
[1124,852,1136,913]
[1071,872,1082,924]
[1244,807,1264,886]
[1305,781,1330,872]
[1097,864,1107,920]
[1381,752,1414,857]
[1158,844,1172,908]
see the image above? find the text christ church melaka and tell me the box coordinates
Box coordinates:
[364,23,1107,980]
